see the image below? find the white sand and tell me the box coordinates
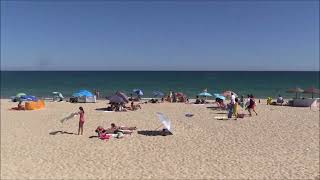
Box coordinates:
[1,99,319,179]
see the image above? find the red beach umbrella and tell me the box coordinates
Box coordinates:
[303,87,320,99]
[222,91,237,98]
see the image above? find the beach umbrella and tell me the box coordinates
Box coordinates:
[20,95,38,102]
[303,87,320,99]
[156,112,171,131]
[116,91,129,103]
[133,89,144,96]
[198,92,213,97]
[52,92,64,99]
[176,92,185,97]
[107,95,125,104]
[16,93,26,98]
[153,91,164,97]
[214,93,226,100]
[287,87,304,99]
[11,92,27,102]
[223,91,237,98]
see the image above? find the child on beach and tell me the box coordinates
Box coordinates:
[76,107,85,135]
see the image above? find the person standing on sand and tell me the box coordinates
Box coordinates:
[231,93,236,105]
[233,98,239,120]
[76,107,85,135]
[94,89,100,99]
[240,95,244,108]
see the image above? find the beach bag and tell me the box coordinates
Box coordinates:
[237,113,245,118]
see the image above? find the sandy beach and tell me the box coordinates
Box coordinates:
[1,99,319,179]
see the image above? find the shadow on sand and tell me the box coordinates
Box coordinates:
[49,131,74,135]
[95,108,110,111]
[138,130,173,136]
[89,135,99,138]
[214,112,227,115]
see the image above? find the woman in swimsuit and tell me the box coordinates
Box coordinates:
[76,107,85,135]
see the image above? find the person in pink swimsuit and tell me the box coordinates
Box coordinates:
[77,107,85,135]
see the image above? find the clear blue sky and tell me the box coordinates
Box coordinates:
[1,1,319,71]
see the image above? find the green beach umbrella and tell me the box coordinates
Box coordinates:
[16,93,26,98]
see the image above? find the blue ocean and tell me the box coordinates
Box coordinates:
[1,71,319,99]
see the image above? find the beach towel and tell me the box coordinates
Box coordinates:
[60,113,77,123]
[99,133,112,141]
[214,116,229,120]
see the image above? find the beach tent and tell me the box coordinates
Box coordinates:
[71,90,96,103]
[72,90,94,97]
[25,100,45,110]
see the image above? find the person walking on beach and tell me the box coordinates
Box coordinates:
[169,91,173,102]
[172,91,177,103]
[247,95,258,116]
[245,94,251,108]
[233,98,239,120]
[76,107,85,135]
[240,95,244,108]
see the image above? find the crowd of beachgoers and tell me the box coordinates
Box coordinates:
[2,87,319,179]
[9,87,314,142]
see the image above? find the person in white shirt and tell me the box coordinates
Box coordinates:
[277,95,284,105]
[231,93,236,104]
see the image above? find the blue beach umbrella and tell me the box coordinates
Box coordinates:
[214,93,226,100]
[198,92,213,97]
[133,89,144,96]
[20,95,38,102]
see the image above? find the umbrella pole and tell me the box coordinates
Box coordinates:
[312,92,314,99]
